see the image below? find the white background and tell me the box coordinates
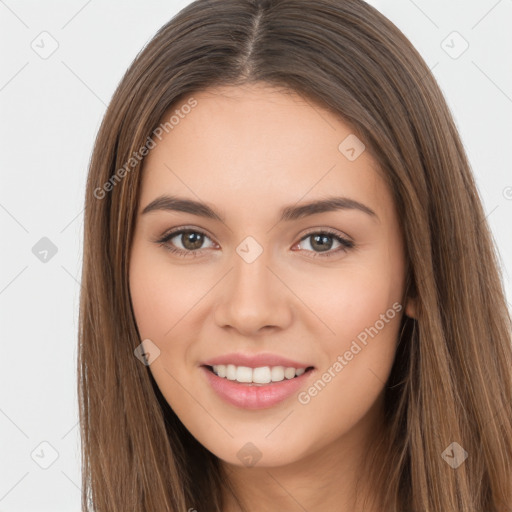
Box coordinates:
[1,0,511,510]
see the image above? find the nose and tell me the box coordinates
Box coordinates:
[213,247,293,336]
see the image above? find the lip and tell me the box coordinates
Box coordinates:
[200,365,315,410]
[201,352,312,369]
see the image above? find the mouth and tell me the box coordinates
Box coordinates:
[203,364,315,386]
[200,364,316,410]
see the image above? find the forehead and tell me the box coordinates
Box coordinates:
[164,82,360,165]
[140,83,390,221]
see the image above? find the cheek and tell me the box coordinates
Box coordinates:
[331,279,401,351]
[312,277,401,382]
[129,245,206,340]
[129,248,200,406]
[290,256,404,419]
[321,236,405,353]
[128,245,214,402]
[296,257,404,352]
[290,286,402,453]
[129,258,171,340]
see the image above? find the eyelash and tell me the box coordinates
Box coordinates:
[155,226,354,259]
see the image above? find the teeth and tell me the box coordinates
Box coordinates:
[226,364,237,380]
[253,366,271,384]
[271,366,285,382]
[284,367,296,379]
[236,366,253,383]
[211,364,308,384]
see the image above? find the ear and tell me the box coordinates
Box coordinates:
[405,296,417,319]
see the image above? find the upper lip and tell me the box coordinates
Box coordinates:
[202,352,314,369]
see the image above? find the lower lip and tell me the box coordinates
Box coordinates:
[201,366,314,410]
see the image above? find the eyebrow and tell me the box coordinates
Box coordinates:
[141,195,378,222]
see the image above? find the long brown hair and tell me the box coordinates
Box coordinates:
[78,0,512,510]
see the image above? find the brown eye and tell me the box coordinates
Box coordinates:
[295,230,354,258]
[157,228,216,257]
[176,231,206,251]
[309,233,335,252]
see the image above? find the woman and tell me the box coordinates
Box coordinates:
[78,0,512,510]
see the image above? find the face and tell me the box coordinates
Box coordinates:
[129,82,412,469]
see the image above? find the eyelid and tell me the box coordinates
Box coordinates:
[155,225,216,244]
[298,226,353,243]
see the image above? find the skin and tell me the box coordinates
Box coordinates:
[129,82,416,511]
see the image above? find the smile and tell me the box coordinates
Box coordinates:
[201,365,315,409]
[209,364,309,384]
